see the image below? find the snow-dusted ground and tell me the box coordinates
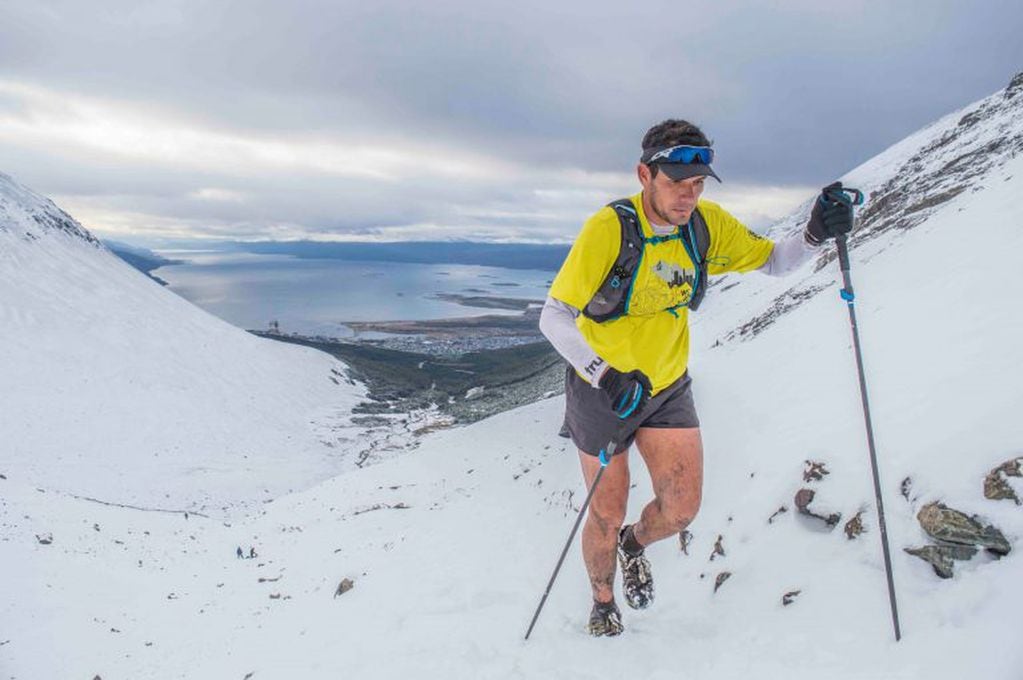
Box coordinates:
[3,78,1023,679]
[0,174,386,517]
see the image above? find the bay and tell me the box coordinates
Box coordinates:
[153,251,554,338]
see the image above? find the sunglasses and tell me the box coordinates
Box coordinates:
[641,145,714,165]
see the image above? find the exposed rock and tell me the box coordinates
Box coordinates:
[900,477,913,501]
[803,460,830,483]
[679,530,692,555]
[709,535,725,561]
[1005,71,1023,100]
[351,502,410,516]
[721,283,833,343]
[983,457,1022,505]
[905,544,978,579]
[35,533,53,545]
[917,502,1011,555]
[794,489,841,528]
[767,506,788,524]
[334,578,355,598]
[782,590,801,606]
[844,511,866,540]
[713,571,732,593]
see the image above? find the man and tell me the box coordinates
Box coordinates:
[538,119,853,636]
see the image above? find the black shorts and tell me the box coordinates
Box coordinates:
[558,366,700,456]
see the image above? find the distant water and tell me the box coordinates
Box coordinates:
[154,251,554,337]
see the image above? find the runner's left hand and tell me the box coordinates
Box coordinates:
[805,181,854,245]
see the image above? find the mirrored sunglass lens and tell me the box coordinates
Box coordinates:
[668,147,712,164]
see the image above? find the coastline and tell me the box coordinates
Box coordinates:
[254,293,564,425]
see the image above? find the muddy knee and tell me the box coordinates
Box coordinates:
[662,491,702,530]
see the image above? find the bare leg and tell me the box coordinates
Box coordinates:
[578,449,630,603]
[631,427,703,547]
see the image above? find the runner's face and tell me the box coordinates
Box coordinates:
[639,164,705,225]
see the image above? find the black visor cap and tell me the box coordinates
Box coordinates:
[655,162,721,182]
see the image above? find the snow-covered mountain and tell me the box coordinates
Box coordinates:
[0,171,370,516]
[3,73,1023,680]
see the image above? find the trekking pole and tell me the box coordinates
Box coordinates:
[829,185,902,642]
[524,438,620,641]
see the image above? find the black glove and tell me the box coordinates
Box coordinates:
[599,367,652,419]
[805,181,855,245]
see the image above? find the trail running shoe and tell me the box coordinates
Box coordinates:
[618,525,654,610]
[588,600,624,637]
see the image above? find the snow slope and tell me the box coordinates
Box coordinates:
[0,171,370,516]
[3,75,1023,679]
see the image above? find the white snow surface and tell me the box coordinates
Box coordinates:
[0,172,372,515]
[3,79,1023,679]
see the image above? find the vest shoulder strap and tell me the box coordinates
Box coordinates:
[581,199,712,322]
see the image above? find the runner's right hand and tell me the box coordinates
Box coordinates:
[599,367,652,419]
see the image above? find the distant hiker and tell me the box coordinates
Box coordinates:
[236,547,244,559]
[249,547,257,559]
[539,119,853,636]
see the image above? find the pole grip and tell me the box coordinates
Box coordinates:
[836,234,852,274]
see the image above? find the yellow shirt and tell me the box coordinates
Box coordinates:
[549,193,774,394]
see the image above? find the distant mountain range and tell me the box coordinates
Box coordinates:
[111,238,573,272]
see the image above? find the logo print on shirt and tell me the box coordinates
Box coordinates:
[652,261,695,290]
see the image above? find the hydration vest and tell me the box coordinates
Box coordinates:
[582,198,710,322]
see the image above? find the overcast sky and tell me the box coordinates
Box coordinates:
[1,1,1021,244]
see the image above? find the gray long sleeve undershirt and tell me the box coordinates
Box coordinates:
[538,229,821,386]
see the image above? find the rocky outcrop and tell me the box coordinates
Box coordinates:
[984,457,1022,505]
[830,74,1023,265]
[905,501,1012,578]
[917,502,1011,555]
[719,72,1023,345]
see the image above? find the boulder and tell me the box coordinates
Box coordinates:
[917,502,1011,555]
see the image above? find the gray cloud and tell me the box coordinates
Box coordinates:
[1,0,1021,241]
